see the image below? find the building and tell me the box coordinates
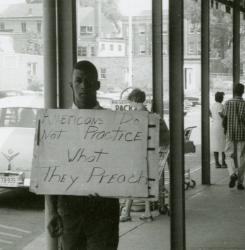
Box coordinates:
[76,4,125,58]
[0,2,42,53]
[0,1,203,95]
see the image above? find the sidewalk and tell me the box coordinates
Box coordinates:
[23,164,245,250]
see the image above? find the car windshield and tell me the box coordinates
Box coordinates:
[0,108,37,128]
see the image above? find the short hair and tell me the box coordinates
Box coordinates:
[127,88,146,103]
[233,83,244,96]
[74,60,98,80]
[215,91,224,103]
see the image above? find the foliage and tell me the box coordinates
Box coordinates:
[184,0,243,73]
[27,79,42,91]
[184,0,201,24]
[79,0,122,32]
[22,32,43,55]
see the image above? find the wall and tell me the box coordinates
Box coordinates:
[0,52,43,90]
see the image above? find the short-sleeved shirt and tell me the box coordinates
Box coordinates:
[223,97,245,141]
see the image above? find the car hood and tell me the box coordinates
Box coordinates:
[0,127,35,178]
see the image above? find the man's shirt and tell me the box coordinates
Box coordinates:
[223,97,245,141]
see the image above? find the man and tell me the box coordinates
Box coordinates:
[223,83,245,190]
[47,60,120,250]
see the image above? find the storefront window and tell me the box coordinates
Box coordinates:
[76,0,152,109]
[0,0,44,106]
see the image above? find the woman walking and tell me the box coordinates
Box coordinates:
[210,91,227,168]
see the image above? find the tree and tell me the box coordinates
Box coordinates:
[101,0,122,32]
[22,31,43,55]
[184,0,201,24]
[79,0,122,32]
[184,0,235,72]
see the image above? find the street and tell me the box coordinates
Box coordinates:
[0,189,44,250]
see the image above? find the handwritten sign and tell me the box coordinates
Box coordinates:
[30,109,156,198]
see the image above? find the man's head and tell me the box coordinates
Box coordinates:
[71,60,100,109]
[233,83,244,97]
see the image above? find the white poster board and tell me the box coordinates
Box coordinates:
[30,109,155,198]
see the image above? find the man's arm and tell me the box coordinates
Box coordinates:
[46,195,63,238]
[46,195,58,214]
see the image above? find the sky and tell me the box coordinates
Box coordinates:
[0,0,24,12]
[119,0,169,15]
[0,0,169,15]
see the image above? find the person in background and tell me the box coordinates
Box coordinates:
[127,88,148,112]
[120,88,147,222]
[223,83,245,190]
[47,60,120,250]
[120,88,169,222]
[210,91,227,168]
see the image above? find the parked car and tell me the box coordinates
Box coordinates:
[0,95,43,188]
[0,90,22,99]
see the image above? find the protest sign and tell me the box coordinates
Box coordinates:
[30,109,159,198]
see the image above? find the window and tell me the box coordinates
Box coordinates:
[91,46,95,56]
[139,24,146,35]
[78,47,82,56]
[196,23,201,33]
[80,26,86,34]
[37,22,41,33]
[21,22,27,33]
[27,62,37,76]
[139,45,146,55]
[80,25,93,35]
[197,41,201,55]
[100,68,106,79]
[0,22,5,31]
[188,22,195,34]
[188,41,195,54]
[78,46,87,56]
[76,1,153,104]
[87,26,93,33]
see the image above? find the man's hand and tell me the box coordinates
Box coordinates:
[47,214,63,238]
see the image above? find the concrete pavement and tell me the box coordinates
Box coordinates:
[23,146,245,250]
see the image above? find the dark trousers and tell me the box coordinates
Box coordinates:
[58,196,119,250]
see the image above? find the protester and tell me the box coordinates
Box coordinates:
[210,91,227,168]
[223,83,245,190]
[47,60,120,249]
[120,88,169,222]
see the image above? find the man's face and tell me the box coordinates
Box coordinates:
[72,69,98,108]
